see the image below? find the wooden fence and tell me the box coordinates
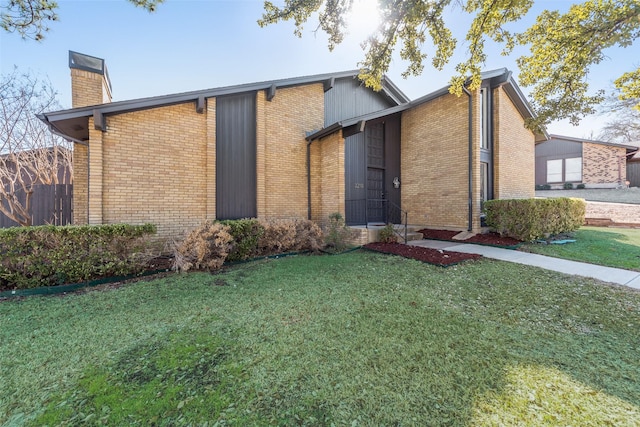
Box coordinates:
[0,184,73,228]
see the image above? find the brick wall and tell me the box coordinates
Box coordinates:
[78,83,326,241]
[101,103,208,239]
[493,87,535,199]
[583,142,626,185]
[73,144,88,224]
[257,84,324,219]
[310,131,345,225]
[401,92,472,231]
[71,68,111,107]
[72,68,112,225]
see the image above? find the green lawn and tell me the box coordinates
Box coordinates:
[1,252,639,425]
[521,226,640,271]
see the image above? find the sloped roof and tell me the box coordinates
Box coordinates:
[39,70,410,143]
[307,68,548,142]
[547,134,639,153]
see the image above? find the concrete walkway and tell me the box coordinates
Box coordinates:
[409,239,640,291]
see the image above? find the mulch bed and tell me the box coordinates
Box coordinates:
[363,242,482,266]
[418,229,523,248]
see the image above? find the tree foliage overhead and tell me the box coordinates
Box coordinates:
[259,0,640,131]
[1,0,164,40]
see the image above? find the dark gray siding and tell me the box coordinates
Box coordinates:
[344,115,402,225]
[535,139,582,157]
[345,132,367,225]
[216,92,257,220]
[324,77,395,126]
[535,139,583,185]
[628,162,640,187]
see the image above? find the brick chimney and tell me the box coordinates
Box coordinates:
[69,51,112,108]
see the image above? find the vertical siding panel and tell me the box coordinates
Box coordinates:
[324,78,395,126]
[216,92,257,219]
[345,133,366,225]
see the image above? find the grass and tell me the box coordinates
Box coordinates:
[521,226,640,271]
[1,251,639,425]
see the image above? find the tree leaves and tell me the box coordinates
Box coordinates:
[260,0,640,130]
[0,0,164,40]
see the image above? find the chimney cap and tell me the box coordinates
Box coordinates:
[69,51,112,93]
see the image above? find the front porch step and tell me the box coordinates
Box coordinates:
[404,231,424,242]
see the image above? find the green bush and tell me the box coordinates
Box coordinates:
[217,219,264,261]
[323,213,354,253]
[563,182,574,189]
[378,224,397,243]
[172,222,233,272]
[577,183,586,189]
[484,198,585,241]
[0,224,157,289]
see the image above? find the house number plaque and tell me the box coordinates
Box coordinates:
[354,183,364,189]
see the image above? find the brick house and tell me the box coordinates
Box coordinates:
[535,135,639,189]
[40,51,543,241]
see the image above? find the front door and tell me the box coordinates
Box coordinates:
[366,123,385,223]
[367,167,385,223]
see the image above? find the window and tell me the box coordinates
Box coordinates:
[547,159,563,183]
[480,162,489,208]
[546,157,582,183]
[565,157,582,182]
[480,88,488,149]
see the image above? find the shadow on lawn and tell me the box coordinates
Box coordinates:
[17,253,640,425]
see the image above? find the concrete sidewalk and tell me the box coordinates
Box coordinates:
[409,239,640,291]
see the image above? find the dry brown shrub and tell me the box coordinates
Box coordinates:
[171,222,233,272]
[257,218,323,256]
[292,218,323,252]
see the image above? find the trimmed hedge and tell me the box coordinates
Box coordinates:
[484,198,585,241]
[0,224,157,290]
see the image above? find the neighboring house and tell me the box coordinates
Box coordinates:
[535,135,639,189]
[627,149,640,187]
[40,51,544,241]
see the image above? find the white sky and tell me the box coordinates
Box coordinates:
[1,0,637,138]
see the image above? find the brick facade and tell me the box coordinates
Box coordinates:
[493,87,535,199]
[400,92,474,231]
[309,131,345,225]
[71,68,111,107]
[75,71,326,239]
[100,103,208,238]
[69,64,537,241]
[582,142,626,185]
[257,84,324,220]
[73,144,89,225]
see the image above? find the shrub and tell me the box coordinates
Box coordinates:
[535,184,551,190]
[577,183,586,189]
[378,224,397,243]
[323,213,354,253]
[217,219,264,262]
[292,218,323,253]
[484,198,585,241]
[257,218,323,256]
[563,182,574,189]
[0,224,156,289]
[172,222,233,272]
